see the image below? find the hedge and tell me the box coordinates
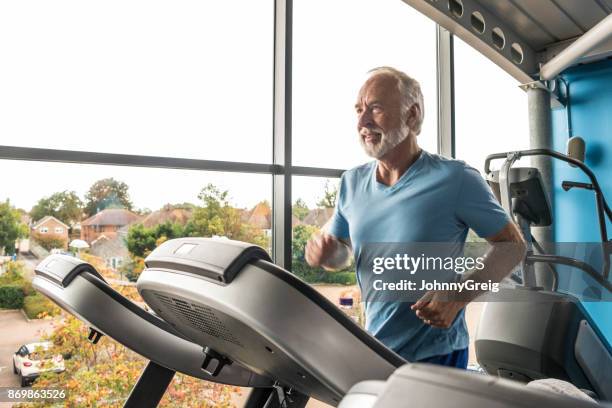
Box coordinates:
[23,292,61,319]
[0,285,25,309]
[291,261,356,285]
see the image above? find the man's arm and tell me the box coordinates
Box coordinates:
[412,221,526,328]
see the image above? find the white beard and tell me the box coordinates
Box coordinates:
[359,123,410,159]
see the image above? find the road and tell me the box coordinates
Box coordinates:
[0,310,57,408]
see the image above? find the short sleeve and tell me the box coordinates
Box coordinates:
[455,166,511,238]
[327,174,350,240]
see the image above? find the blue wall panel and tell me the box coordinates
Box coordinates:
[551,58,612,348]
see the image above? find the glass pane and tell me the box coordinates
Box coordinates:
[0,159,271,403]
[292,176,362,328]
[0,1,273,163]
[454,38,530,173]
[293,0,438,169]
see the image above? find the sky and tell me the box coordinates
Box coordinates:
[0,0,529,213]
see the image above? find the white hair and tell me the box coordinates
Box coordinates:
[367,66,425,135]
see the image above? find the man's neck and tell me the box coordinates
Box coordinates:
[376,135,421,186]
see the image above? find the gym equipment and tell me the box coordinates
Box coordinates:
[136,238,404,406]
[476,148,612,400]
[337,364,600,408]
[32,254,272,407]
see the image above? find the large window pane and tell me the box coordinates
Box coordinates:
[292,176,362,325]
[0,1,273,163]
[0,159,271,404]
[454,38,530,172]
[293,0,438,169]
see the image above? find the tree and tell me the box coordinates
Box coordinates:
[126,222,186,258]
[186,184,243,239]
[30,191,83,226]
[292,224,319,261]
[84,178,133,217]
[316,180,338,209]
[0,200,27,255]
[292,198,310,221]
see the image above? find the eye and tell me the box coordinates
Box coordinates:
[372,105,382,113]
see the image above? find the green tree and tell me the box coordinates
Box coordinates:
[186,184,243,239]
[292,198,310,221]
[126,221,188,258]
[30,191,83,226]
[84,178,133,217]
[0,200,27,255]
[292,224,319,261]
[125,224,157,258]
[316,180,338,209]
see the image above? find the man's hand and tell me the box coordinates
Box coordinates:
[411,291,467,329]
[305,233,338,269]
[305,232,352,271]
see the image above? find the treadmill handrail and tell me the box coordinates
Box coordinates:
[526,254,612,293]
[253,260,407,369]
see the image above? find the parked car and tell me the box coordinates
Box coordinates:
[12,341,65,387]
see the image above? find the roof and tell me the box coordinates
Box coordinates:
[302,208,334,228]
[247,202,272,229]
[402,0,612,82]
[81,208,142,227]
[31,216,69,230]
[140,206,193,228]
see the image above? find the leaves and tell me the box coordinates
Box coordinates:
[18,315,236,407]
[84,178,133,217]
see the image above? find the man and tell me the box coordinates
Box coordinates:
[305,67,526,369]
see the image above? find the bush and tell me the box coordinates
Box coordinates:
[23,292,61,319]
[32,234,67,251]
[0,285,25,309]
[0,262,34,295]
[291,260,356,285]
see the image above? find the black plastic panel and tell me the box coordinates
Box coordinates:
[35,254,105,287]
[145,238,272,284]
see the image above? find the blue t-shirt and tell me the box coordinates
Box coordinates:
[328,150,510,361]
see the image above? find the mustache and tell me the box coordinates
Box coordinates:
[359,127,383,136]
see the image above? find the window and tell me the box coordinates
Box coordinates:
[292,176,363,327]
[0,1,273,163]
[293,0,438,169]
[454,38,530,173]
[40,227,48,234]
[55,227,64,234]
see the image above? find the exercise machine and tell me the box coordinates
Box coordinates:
[475,147,612,400]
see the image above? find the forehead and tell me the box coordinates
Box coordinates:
[357,73,401,105]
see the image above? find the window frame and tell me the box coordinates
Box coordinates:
[0,0,451,270]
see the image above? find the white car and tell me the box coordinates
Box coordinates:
[12,341,65,387]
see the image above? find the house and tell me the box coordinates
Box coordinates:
[242,202,302,237]
[30,216,70,248]
[81,209,142,243]
[302,208,334,228]
[90,234,129,270]
[140,205,193,228]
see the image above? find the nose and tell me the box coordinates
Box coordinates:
[357,108,373,130]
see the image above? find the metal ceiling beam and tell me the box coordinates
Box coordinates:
[401,0,538,83]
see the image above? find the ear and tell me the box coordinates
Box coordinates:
[404,103,421,131]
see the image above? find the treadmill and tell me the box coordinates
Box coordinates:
[33,254,272,407]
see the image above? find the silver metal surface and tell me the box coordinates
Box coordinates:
[272,0,293,269]
[540,13,612,80]
[401,0,612,82]
[32,274,270,387]
[527,85,554,289]
[437,26,455,158]
[137,263,400,406]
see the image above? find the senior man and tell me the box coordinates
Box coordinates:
[305,67,526,369]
